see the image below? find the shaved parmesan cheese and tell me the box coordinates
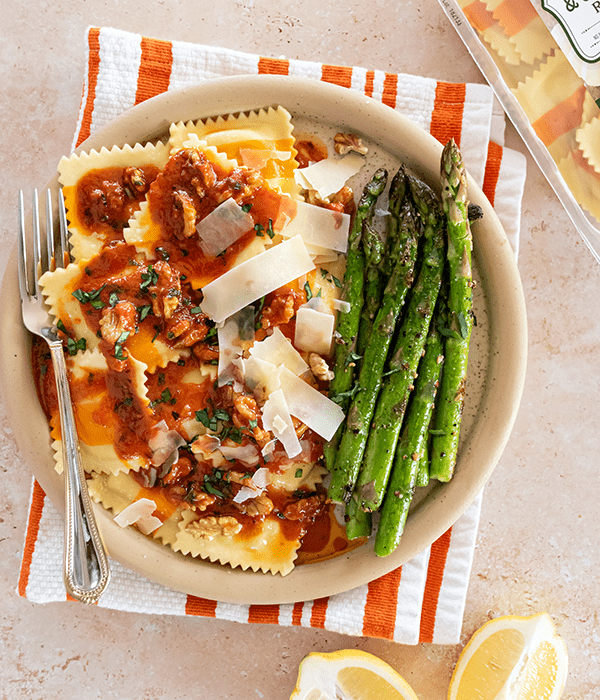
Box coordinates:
[233,486,259,504]
[219,443,260,466]
[294,154,364,199]
[294,305,335,355]
[280,199,349,253]
[148,421,186,467]
[196,197,255,257]
[278,367,345,441]
[114,498,162,535]
[261,439,277,457]
[200,236,315,323]
[217,307,255,387]
[249,327,308,376]
[332,299,351,313]
[252,467,271,489]
[241,356,282,395]
[262,388,302,458]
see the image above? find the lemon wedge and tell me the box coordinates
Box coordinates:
[448,612,568,700]
[289,649,420,700]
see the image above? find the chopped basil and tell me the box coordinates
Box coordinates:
[138,304,152,321]
[72,285,106,305]
[241,203,252,213]
[295,468,303,478]
[66,336,86,356]
[140,265,158,290]
[266,218,275,239]
[304,281,313,301]
[113,331,130,360]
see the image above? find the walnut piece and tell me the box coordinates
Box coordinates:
[309,353,334,382]
[186,515,242,539]
[99,300,137,344]
[334,132,368,156]
[235,494,274,518]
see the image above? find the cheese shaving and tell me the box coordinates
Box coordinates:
[279,199,350,253]
[114,498,162,535]
[200,236,315,323]
[294,153,364,198]
[294,305,335,355]
[277,367,345,441]
[196,198,255,257]
[262,388,302,458]
[249,327,308,376]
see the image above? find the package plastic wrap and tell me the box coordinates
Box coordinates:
[439,0,600,263]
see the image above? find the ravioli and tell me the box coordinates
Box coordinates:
[33,105,360,576]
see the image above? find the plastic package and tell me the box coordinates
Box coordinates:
[439,0,600,264]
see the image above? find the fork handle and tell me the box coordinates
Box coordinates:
[48,340,111,604]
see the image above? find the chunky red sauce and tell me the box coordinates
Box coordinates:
[32,144,362,562]
[77,165,160,239]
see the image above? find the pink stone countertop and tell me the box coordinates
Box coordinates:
[1,2,599,699]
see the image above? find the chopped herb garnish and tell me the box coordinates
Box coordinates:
[66,337,87,356]
[254,223,264,237]
[113,330,130,360]
[190,306,202,315]
[138,304,152,321]
[213,408,231,422]
[72,285,106,305]
[241,203,252,213]
[140,265,159,290]
[195,408,210,427]
[295,468,303,478]
[161,388,176,405]
[109,292,120,307]
[56,319,67,334]
[304,281,313,301]
[266,218,275,239]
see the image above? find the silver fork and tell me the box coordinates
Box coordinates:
[18,188,110,604]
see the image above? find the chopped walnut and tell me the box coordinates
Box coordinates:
[308,353,334,382]
[260,292,295,330]
[123,167,147,193]
[192,344,220,363]
[236,494,274,518]
[334,132,368,156]
[232,394,270,443]
[173,190,197,238]
[283,494,325,521]
[148,260,181,321]
[99,300,137,344]
[304,185,354,215]
[186,515,242,539]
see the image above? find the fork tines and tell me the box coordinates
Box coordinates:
[18,188,70,298]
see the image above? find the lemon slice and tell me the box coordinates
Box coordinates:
[448,612,568,700]
[289,649,420,700]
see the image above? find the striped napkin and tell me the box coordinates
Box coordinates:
[17,26,526,645]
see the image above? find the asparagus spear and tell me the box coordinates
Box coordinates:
[374,322,444,556]
[416,440,430,488]
[327,197,420,504]
[323,168,388,472]
[356,222,384,356]
[429,139,474,482]
[354,174,445,513]
[356,168,407,356]
[345,492,373,540]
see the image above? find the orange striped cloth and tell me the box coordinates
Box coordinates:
[17,27,526,644]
